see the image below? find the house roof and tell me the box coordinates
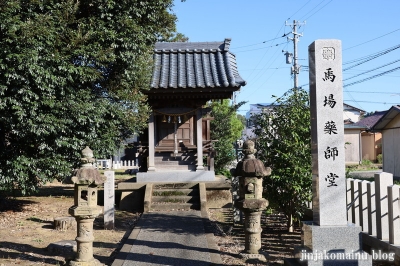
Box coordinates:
[343,103,366,114]
[373,105,400,130]
[150,38,246,91]
[353,110,387,130]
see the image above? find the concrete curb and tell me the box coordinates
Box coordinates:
[201,209,224,265]
[111,213,146,266]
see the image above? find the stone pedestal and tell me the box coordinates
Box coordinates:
[69,218,101,266]
[236,199,268,255]
[295,222,372,266]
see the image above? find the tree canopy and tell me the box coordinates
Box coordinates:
[0,0,180,194]
[253,88,312,232]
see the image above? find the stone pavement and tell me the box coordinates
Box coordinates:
[112,210,223,266]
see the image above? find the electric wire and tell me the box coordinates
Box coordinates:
[343,66,400,88]
[346,91,400,95]
[343,28,400,51]
[231,37,286,50]
[343,44,400,68]
[344,100,400,105]
[343,59,400,81]
[299,0,332,21]
[286,0,312,20]
[234,41,288,53]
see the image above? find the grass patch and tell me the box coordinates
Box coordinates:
[153,191,187,196]
[98,169,136,180]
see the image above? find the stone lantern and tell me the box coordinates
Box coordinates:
[67,146,106,266]
[234,140,271,262]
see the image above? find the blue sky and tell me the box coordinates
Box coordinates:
[172,0,400,116]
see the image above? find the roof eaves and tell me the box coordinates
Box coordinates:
[372,105,400,130]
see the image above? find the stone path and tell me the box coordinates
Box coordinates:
[112,210,222,266]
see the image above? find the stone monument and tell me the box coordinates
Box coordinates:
[234,140,271,262]
[67,146,106,266]
[292,40,372,265]
[103,171,115,230]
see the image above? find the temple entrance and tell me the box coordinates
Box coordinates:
[156,115,195,153]
[136,39,246,181]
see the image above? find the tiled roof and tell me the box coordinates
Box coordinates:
[353,110,387,129]
[150,38,246,90]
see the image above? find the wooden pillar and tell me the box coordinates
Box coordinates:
[196,108,204,170]
[148,112,156,171]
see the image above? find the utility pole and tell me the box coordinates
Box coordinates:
[283,20,306,91]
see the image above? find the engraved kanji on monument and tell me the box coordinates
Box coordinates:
[309,39,347,226]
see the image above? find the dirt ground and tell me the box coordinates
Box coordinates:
[0,180,301,266]
[0,183,141,266]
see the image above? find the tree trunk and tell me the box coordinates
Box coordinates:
[54,217,76,231]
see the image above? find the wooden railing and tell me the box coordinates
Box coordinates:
[96,159,139,170]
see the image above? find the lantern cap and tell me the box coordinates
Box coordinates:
[65,146,106,185]
[235,140,271,177]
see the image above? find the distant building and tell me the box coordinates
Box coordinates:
[373,106,400,178]
[243,103,274,139]
[343,103,365,124]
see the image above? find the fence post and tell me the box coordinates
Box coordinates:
[388,184,400,245]
[367,181,376,236]
[347,178,353,222]
[359,180,369,232]
[351,179,361,225]
[375,172,393,240]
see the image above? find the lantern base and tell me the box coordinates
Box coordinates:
[69,258,103,266]
[240,251,268,263]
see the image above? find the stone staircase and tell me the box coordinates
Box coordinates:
[148,183,201,211]
[154,152,197,171]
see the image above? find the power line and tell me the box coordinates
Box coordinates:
[299,0,333,21]
[231,38,284,50]
[343,44,400,68]
[346,91,400,95]
[343,28,400,51]
[243,22,286,82]
[343,66,400,87]
[344,100,400,105]
[286,0,312,20]
[234,41,288,53]
[343,59,400,81]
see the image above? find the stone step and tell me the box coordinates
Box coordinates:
[152,183,199,190]
[152,195,199,204]
[150,184,200,211]
[154,165,197,171]
[152,189,198,197]
[154,160,196,165]
[150,203,199,211]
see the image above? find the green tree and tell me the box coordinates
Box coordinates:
[236,114,246,128]
[253,88,312,232]
[0,0,180,194]
[209,100,245,175]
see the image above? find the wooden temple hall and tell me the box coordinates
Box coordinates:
[136,38,246,182]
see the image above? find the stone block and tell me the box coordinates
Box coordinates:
[137,171,215,183]
[206,189,232,208]
[298,222,372,266]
